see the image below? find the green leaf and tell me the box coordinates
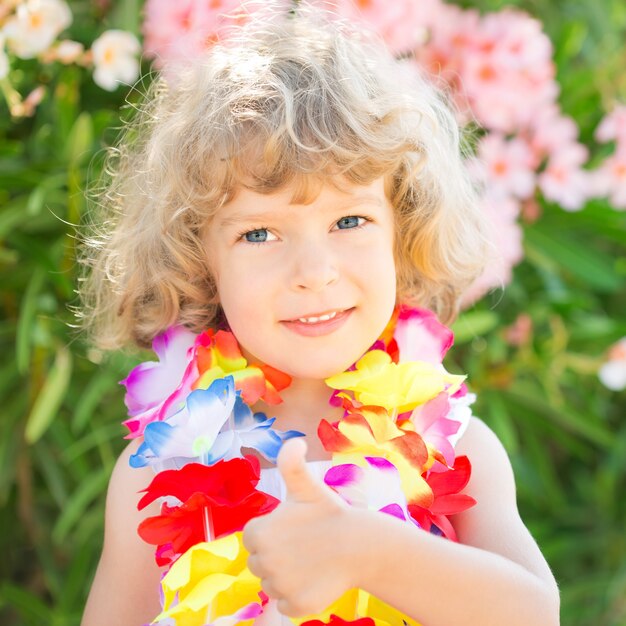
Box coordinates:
[502,388,613,449]
[65,112,94,167]
[0,584,52,624]
[109,0,142,33]
[25,172,69,217]
[54,66,80,144]
[26,185,48,217]
[16,267,46,374]
[0,198,28,238]
[52,467,110,544]
[451,310,499,343]
[25,344,73,444]
[72,371,118,434]
[56,542,94,613]
[35,440,69,508]
[524,226,623,292]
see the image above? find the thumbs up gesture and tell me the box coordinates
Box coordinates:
[243,438,360,617]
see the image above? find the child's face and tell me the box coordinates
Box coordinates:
[204,176,397,379]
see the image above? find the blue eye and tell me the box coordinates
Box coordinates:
[244,228,269,243]
[336,216,362,229]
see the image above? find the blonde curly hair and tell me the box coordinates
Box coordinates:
[78,3,490,351]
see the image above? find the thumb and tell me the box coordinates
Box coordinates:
[278,438,326,503]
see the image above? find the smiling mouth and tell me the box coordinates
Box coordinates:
[282,308,354,325]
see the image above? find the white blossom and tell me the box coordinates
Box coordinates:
[55,39,84,63]
[91,30,140,91]
[598,338,626,391]
[3,0,72,59]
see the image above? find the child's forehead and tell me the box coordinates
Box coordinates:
[205,175,390,233]
[224,173,389,210]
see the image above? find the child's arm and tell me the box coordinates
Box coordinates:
[81,440,164,626]
[244,419,560,626]
[351,417,560,625]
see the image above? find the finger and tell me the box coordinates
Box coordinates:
[242,516,263,554]
[277,438,327,503]
[260,578,283,600]
[246,554,264,579]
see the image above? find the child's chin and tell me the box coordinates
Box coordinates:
[285,357,357,381]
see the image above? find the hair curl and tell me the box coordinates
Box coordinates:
[77,3,491,351]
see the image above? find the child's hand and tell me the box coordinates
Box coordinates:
[243,438,359,617]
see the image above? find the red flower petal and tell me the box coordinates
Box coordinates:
[318,419,353,452]
[136,458,279,565]
[426,455,472,496]
[137,456,262,510]
[138,488,279,562]
[429,493,476,516]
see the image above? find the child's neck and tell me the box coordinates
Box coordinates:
[252,377,343,466]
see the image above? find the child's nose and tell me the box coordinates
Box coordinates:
[289,240,339,292]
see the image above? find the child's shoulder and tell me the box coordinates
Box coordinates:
[102,438,162,567]
[456,413,509,447]
[455,416,516,506]
[450,416,559,595]
[108,438,155,505]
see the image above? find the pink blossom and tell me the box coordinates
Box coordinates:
[120,326,198,438]
[314,0,438,54]
[393,306,454,365]
[419,6,557,133]
[463,10,557,132]
[461,195,524,306]
[538,150,590,212]
[469,134,537,201]
[503,313,533,347]
[592,151,626,209]
[142,0,258,69]
[409,393,459,469]
[528,106,580,158]
[415,3,480,116]
[595,105,626,144]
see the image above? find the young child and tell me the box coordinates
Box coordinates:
[79,5,560,626]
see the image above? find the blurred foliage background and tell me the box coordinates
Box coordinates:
[0,0,625,625]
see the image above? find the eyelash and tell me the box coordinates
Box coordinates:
[236,215,372,245]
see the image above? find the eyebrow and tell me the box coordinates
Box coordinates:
[218,194,386,228]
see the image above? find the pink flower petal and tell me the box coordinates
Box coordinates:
[394,306,454,364]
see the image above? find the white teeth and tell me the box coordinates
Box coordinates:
[297,311,338,324]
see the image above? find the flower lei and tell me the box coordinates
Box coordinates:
[122,306,477,626]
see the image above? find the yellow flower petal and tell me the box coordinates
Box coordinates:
[292,588,423,626]
[155,533,261,626]
[326,351,465,414]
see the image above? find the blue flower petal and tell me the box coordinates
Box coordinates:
[207,376,235,403]
[129,441,151,468]
[143,421,177,456]
[282,429,305,440]
[205,430,236,464]
[241,429,282,462]
[233,395,254,428]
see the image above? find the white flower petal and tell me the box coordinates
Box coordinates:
[91,30,141,90]
[598,361,626,391]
